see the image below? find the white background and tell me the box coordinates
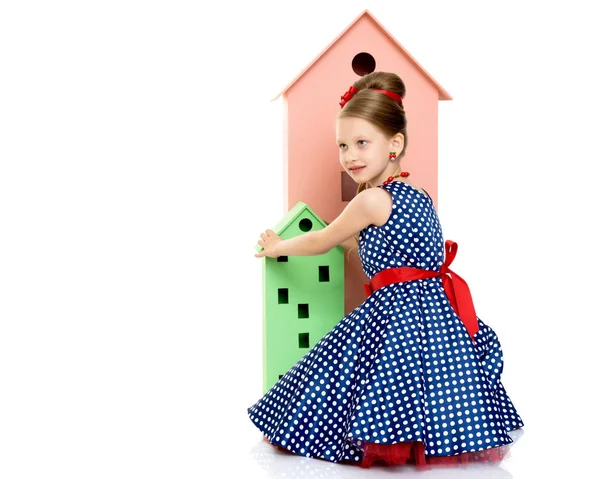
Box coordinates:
[1,1,598,478]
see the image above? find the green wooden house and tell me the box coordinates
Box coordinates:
[255,202,344,394]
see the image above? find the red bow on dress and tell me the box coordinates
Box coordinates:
[363,240,479,339]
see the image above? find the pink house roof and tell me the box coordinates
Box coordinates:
[272,9,452,101]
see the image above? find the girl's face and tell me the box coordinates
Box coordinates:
[336,116,401,187]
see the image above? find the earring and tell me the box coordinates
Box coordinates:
[389,152,397,160]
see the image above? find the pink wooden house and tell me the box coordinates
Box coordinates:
[273,9,452,315]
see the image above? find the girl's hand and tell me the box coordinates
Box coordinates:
[255,229,282,258]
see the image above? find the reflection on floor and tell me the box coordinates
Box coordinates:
[248,429,523,479]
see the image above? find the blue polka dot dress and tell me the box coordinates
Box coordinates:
[247,180,523,467]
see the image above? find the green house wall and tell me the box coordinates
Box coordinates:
[258,203,345,393]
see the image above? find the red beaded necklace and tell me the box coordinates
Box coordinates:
[383,171,410,185]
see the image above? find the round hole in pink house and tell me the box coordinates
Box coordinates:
[352,52,376,76]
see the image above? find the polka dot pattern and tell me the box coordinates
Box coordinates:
[248,181,523,463]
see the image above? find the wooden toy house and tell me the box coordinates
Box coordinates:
[272,9,452,315]
[255,202,344,393]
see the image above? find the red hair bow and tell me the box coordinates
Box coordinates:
[339,86,358,108]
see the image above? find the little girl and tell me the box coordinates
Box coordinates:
[248,71,523,468]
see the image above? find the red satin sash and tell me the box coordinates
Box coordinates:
[363,240,479,339]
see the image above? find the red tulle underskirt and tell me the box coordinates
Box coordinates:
[264,436,510,469]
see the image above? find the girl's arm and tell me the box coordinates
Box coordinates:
[340,236,359,251]
[255,188,392,258]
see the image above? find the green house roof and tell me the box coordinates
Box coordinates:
[255,202,328,253]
